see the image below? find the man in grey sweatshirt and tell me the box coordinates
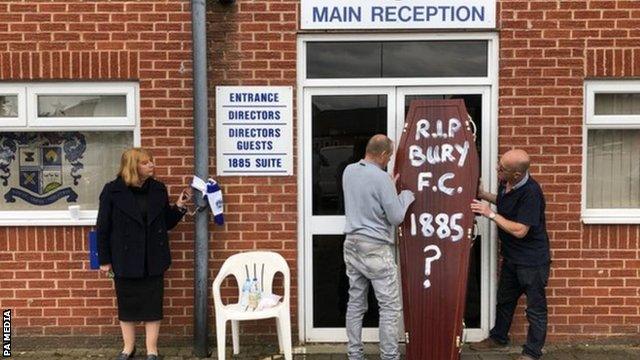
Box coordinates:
[342,134,415,360]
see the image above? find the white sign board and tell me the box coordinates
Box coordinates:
[301,0,496,30]
[216,86,293,176]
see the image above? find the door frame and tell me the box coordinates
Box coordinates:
[296,32,500,344]
[302,86,397,342]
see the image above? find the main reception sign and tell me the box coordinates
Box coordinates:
[301,0,496,30]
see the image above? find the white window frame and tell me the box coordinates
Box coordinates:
[296,32,500,344]
[582,80,640,224]
[28,82,136,128]
[0,85,27,127]
[0,82,140,226]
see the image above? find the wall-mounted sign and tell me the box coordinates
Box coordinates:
[301,0,496,30]
[216,86,293,176]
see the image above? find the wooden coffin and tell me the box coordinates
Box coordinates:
[394,99,480,360]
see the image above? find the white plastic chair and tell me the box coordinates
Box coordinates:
[212,251,292,360]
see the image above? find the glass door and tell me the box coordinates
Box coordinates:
[303,87,396,342]
[396,86,492,342]
[302,86,493,343]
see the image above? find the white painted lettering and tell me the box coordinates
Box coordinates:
[423,245,442,289]
[417,172,432,192]
[437,172,456,196]
[455,141,469,167]
[448,117,462,137]
[415,119,430,140]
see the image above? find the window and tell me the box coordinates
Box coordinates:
[583,81,640,223]
[0,82,138,226]
[306,40,488,78]
[0,85,26,127]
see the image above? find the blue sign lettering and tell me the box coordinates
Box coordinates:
[313,6,362,23]
[228,158,251,168]
[228,110,281,121]
[370,5,485,23]
[255,158,282,168]
[228,128,281,138]
[236,140,273,151]
[230,92,279,103]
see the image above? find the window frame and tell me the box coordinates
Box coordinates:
[582,80,640,224]
[0,85,27,127]
[0,82,140,226]
[27,83,135,128]
[298,33,496,88]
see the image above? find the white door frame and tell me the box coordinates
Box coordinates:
[296,32,500,344]
[302,86,397,342]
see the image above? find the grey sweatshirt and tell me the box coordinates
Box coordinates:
[342,159,415,244]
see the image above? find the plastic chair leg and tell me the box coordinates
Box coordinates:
[277,311,292,360]
[216,317,226,360]
[275,317,284,353]
[231,320,240,355]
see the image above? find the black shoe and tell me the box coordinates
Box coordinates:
[146,354,160,360]
[469,338,507,351]
[115,346,136,360]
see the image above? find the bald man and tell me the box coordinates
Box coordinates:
[342,134,415,360]
[470,149,551,360]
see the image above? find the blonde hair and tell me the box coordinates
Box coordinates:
[118,148,153,186]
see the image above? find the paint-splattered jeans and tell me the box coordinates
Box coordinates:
[344,236,402,360]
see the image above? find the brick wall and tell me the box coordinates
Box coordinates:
[498,0,640,342]
[206,0,299,342]
[0,0,199,338]
[2,0,640,345]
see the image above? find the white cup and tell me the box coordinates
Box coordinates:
[68,205,81,220]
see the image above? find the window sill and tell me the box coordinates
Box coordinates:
[0,211,97,226]
[582,209,640,224]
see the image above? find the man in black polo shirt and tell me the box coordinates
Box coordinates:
[469,149,551,360]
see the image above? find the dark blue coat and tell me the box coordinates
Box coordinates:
[97,177,184,278]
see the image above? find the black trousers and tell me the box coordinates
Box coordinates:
[490,260,550,359]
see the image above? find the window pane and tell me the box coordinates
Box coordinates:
[0,95,19,117]
[0,131,132,211]
[313,234,379,328]
[383,41,487,77]
[307,41,488,79]
[465,236,482,328]
[595,93,640,115]
[586,129,640,208]
[38,95,127,117]
[307,42,382,78]
[312,95,387,215]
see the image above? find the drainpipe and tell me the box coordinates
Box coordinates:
[191,0,210,357]
[191,0,235,356]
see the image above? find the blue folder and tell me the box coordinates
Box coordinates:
[88,230,99,270]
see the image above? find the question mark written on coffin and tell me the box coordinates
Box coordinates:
[423,245,442,289]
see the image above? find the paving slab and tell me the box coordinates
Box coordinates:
[11,346,640,360]
[10,338,640,360]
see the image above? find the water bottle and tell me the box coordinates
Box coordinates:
[240,277,251,310]
[240,265,252,311]
[248,276,261,310]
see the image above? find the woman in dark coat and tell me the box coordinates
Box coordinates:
[97,148,190,360]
